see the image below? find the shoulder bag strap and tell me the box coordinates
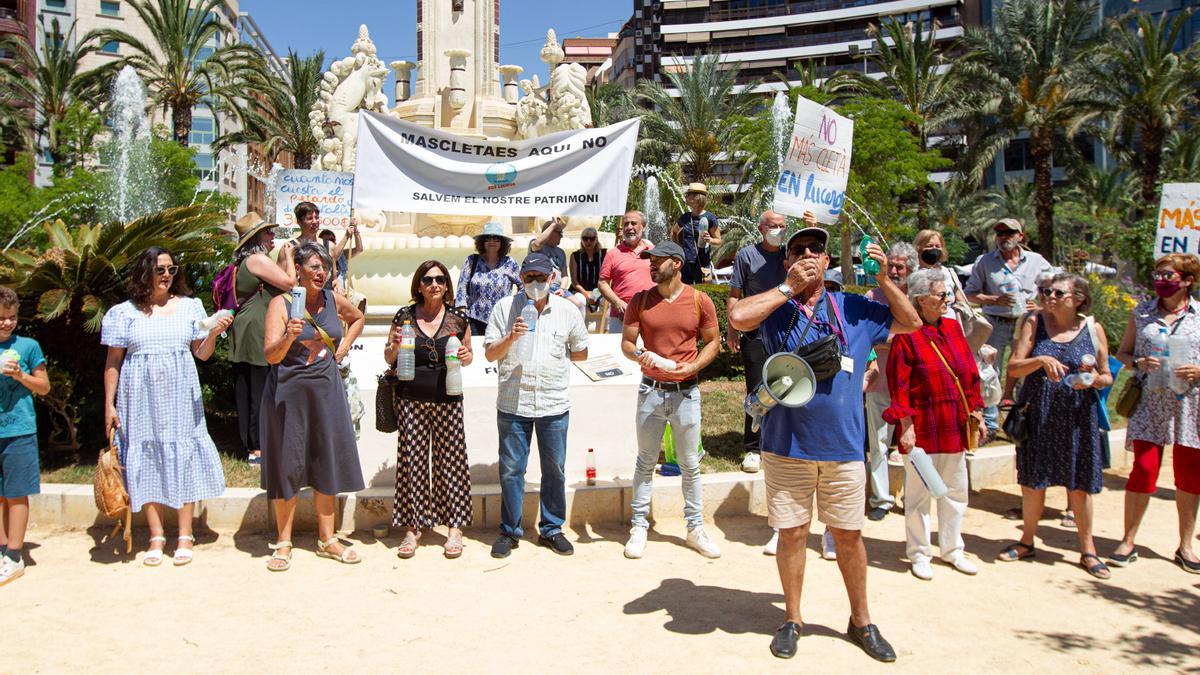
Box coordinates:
[928,337,972,416]
[302,293,337,354]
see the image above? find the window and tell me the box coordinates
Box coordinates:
[101,40,119,54]
[46,0,67,8]
[100,1,120,16]
[193,152,214,177]
[189,116,215,146]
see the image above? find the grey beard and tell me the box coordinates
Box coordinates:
[999,240,1018,252]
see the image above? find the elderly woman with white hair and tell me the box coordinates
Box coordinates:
[883,268,985,579]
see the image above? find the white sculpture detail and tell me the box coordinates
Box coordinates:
[512,29,592,139]
[515,76,546,139]
[310,25,389,171]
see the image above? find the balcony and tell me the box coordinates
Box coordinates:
[701,0,895,24]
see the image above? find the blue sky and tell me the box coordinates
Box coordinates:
[242,1,630,86]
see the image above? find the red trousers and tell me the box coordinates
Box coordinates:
[1127,440,1200,495]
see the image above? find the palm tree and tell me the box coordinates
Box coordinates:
[586,81,635,128]
[635,52,760,183]
[947,0,1099,259]
[213,50,323,169]
[89,0,264,146]
[1088,9,1200,213]
[0,18,110,174]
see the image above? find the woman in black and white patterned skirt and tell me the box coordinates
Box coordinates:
[385,260,474,559]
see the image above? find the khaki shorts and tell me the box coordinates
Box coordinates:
[763,452,866,530]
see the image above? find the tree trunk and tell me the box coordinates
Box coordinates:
[293,152,311,170]
[1139,124,1165,217]
[172,104,192,146]
[915,126,928,229]
[1030,127,1056,261]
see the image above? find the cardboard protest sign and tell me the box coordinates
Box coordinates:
[773,96,854,225]
[1155,183,1200,258]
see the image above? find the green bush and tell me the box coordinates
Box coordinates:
[695,283,741,379]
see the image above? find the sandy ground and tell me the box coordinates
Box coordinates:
[6,469,1200,674]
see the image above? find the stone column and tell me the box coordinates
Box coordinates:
[390,61,416,104]
[499,65,523,104]
[445,48,470,110]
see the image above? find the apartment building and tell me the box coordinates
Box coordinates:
[562,35,617,84]
[0,0,35,165]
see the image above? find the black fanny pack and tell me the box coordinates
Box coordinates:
[795,333,843,381]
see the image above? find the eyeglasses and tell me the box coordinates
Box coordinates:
[421,274,446,286]
[788,242,826,256]
[1152,271,1180,281]
[1039,288,1073,299]
[302,263,330,273]
[581,236,597,241]
[886,262,908,271]
[155,265,179,276]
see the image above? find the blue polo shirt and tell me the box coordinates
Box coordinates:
[760,292,892,462]
[0,335,45,438]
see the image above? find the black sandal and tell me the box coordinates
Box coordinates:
[1107,548,1138,567]
[996,541,1036,562]
[1080,553,1111,579]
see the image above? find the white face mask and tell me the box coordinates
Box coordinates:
[524,281,549,301]
[764,228,784,247]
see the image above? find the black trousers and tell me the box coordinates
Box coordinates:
[681,260,704,285]
[740,333,769,454]
[233,362,269,454]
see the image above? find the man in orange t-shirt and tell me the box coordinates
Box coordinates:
[598,210,655,333]
[620,241,721,560]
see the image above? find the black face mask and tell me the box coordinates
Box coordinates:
[920,248,942,265]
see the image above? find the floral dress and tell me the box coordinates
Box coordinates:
[455,254,519,325]
[1126,298,1200,449]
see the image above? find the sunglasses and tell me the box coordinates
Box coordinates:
[421,274,447,286]
[481,236,501,243]
[1039,288,1073,299]
[788,242,826,256]
[926,291,953,301]
[155,265,179,276]
[581,236,597,241]
[995,230,1018,237]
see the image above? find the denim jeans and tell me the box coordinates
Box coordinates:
[631,384,704,530]
[497,410,569,538]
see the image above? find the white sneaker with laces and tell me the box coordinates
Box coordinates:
[624,526,648,559]
[687,527,722,559]
[821,529,837,560]
[742,452,761,473]
[0,556,25,587]
[763,529,779,556]
[911,558,934,580]
[945,554,979,576]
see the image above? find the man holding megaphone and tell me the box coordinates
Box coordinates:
[729,223,919,663]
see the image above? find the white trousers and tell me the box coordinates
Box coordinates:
[903,452,968,563]
[864,390,895,509]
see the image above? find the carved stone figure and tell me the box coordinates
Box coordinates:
[310,25,389,171]
[515,77,547,139]
[548,61,591,132]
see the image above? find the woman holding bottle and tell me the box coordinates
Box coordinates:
[102,247,232,566]
[996,273,1113,579]
[456,222,520,336]
[1110,253,1200,573]
[387,260,474,559]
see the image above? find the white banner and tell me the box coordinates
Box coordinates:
[352,113,640,216]
[1155,183,1200,258]
[274,169,354,228]
[773,96,854,225]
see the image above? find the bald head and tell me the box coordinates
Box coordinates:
[758,210,785,230]
[758,210,786,249]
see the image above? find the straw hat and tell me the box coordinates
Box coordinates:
[685,182,708,196]
[234,212,275,250]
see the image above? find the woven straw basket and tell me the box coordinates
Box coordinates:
[93,429,131,553]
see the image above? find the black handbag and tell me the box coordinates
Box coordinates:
[1115,374,1143,418]
[375,369,399,433]
[1002,401,1029,443]
[789,293,845,381]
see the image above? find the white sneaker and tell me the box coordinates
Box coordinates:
[0,556,24,587]
[911,558,934,580]
[821,529,837,560]
[687,527,722,559]
[624,526,648,559]
[945,554,979,576]
[763,529,779,556]
[742,452,761,473]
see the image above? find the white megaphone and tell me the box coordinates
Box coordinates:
[744,352,817,432]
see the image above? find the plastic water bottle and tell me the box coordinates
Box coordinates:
[1001,267,1023,317]
[444,335,463,396]
[1148,326,1169,389]
[636,348,677,371]
[860,235,880,276]
[1065,354,1097,388]
[586,448,597,486]
[1168,335,1190,397]
[516,299,539,361]
[198,308,233,333]
[397,320,416,381]
[288,286,306,320]
[907,447,949,498]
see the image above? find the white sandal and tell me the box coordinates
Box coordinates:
[316,536,361,564]
[267,540,293,572]
[173,535,195,566]
[143,535,167,567]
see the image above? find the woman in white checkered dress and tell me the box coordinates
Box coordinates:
[102,247,230,566]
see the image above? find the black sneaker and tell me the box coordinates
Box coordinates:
[847,620,896,662]
[866,506,889,522]
[770,621,801,659]
[537,532,574,556]
[490,534,519,559]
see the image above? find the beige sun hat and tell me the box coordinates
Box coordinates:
[234,212,275,250]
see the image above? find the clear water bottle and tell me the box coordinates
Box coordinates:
[1148,326,1169,389]
[1168,335,1190,397]
[444,335,463,396]
[397,320,416,381]
[1066,353,1097,388]
[860,235,880,276]
[516,299,539,361]
[1001,267,1023,317]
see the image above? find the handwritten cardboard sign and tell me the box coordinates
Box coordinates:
[1155,183,1200,258]
[773,96,854,225]
[274,169,354,228]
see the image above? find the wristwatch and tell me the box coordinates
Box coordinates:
[776,283,793,298]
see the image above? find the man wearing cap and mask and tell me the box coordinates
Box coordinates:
[621,241,722,560]
[672,182,722,284]
[964,218,1053,439]
[484,253,590,559]
[729,224,919,663]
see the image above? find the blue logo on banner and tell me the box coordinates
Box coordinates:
[485,163,518,189]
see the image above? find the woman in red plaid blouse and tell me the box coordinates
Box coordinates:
[884,268,986,580]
